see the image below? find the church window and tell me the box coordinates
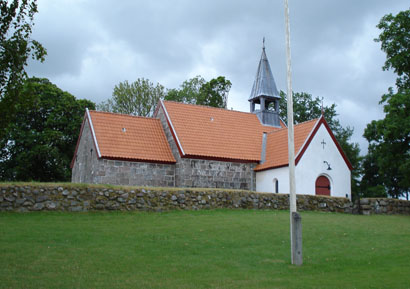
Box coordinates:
[273,178,279,193]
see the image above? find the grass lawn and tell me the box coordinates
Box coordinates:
[0,210,409,289]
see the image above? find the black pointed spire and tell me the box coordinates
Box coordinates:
[249,40,281,127]
[249,41,280,101]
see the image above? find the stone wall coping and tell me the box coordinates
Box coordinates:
[0,183,254,193]
[0,183,349,198]
[361,197,408,202]
[1,183,409,215]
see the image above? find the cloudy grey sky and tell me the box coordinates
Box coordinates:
[26,0,409,153]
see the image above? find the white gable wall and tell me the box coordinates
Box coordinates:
[256,123,351,199]
[296,123,351,198]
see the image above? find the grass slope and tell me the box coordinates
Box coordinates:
[0,210,409,289]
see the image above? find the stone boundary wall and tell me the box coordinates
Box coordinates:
[354,198,410,215]
[1,184,350,213]
[0,184,409,215]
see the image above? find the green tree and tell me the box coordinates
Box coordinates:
[279,91,361,199]
[98,78,165,117]
[375,9,409,90]
[360,144,388,198]
[166,75,206,105]
[362,9,409,199]
[363,88,409,199]
[197,76,231,108]
[0,77,95,182]
[279,91,338,128]
[165,75,232,108]
[0,0,46,137]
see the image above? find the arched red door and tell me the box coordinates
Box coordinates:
[315,176,331,196]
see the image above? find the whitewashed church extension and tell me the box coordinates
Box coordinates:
[256,117,352,198]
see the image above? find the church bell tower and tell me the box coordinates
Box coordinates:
[249,40,281,127]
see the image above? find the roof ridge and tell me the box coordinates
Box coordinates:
[295,117,320,126]
[162,100,257,117]
[90,110,159,121]
[265,126,287,135]
[264,118,319,136]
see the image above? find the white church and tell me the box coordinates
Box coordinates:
[71,44,352,199]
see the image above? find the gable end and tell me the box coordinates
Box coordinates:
[160,100,186,157]
[295,116,353,171]
[70,109,101,168]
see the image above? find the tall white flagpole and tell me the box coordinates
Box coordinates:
[284,0,302,265]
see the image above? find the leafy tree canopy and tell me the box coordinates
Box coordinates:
[359,143,388,198]
[279,91,338,129]
[363,9,410,199]
[165,75,206,105]
[279,91,361,199]
[363,87,410,199]
[165,75,232,108]
[0,0,46,96]
[98,75,232,116]
[374,9,410,90]
[97,78,165,117]
[0,77,95,182]
[0,0,46,139]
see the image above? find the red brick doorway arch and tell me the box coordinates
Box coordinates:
[315,175,331,196]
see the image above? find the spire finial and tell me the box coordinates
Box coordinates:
[263,37,265,49]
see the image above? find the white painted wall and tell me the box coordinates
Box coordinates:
[256,166,289,195]
[256,123,351,199]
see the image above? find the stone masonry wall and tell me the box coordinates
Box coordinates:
[72,120,99,184]
[72,106,255,189]
[71,117,176,187]
[91,160,175,187]
[0,184,352,213]
[156,105,257,190]
[354,198,410,215]
[1,184,409,214]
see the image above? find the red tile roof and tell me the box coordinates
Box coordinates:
[254,118,318,171]
[72,103,350,172]
[88,110,175,163]
[161,101,282,162]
